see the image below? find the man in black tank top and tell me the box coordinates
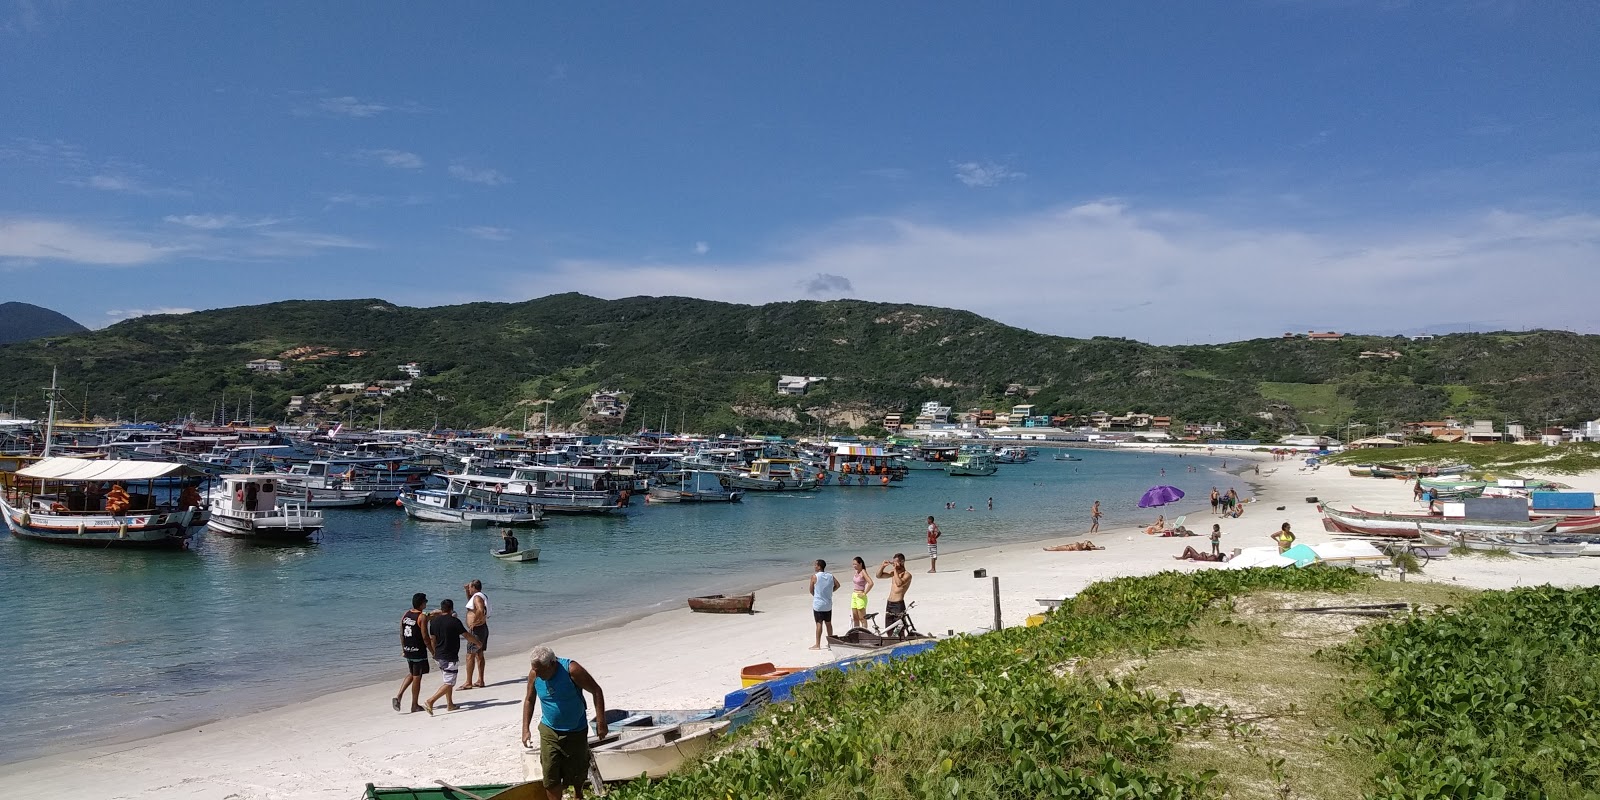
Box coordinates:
[393,593,433,713]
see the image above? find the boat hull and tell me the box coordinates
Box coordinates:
[206,514,323,540]
[1,497,193,549]
[492,548,541,562]
[400,496,541,526]
[523,721,730,783]
[687,593,755,613]
[1324,505,1557,538]
[825,627,934,651]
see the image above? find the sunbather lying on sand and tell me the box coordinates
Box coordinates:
[1043,540,1103,552]
[1175,546,1227,562]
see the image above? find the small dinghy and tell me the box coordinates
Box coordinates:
[825,626,933,651]
[492,547,540,562]
[687,593,755,613]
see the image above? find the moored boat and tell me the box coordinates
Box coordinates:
[400,475,543,526]
[687,593,755,613]
[207,474,325,541]
[492,547,540,562]
[0,456,202,549]
[945,451,997,477]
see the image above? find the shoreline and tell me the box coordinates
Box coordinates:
[14,452,1600,799]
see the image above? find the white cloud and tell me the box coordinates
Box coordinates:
[253,230,374,250]
[953,160,1026,188]
[460,225,512,241]
[106,307,196,320]
[64,173,187,197]
[163,214,283,230]
[322,192,429,208]
[510,202,1600,343]
[304,95,424,118]
[449,163,512,186]
[355,148,424,169]
[0,219,177,265]
[693,241,710,255]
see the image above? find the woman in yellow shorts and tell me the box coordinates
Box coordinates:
[849,556,875,629]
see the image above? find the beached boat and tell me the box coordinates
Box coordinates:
[1324,505,1558,538]
[0,457,203,549]
[364,782,544,800]
[1369,464,1417,479]
[740,662,805,687]
[1347,465,1375,477]
[207,475,325,541]
[492,546,540,562]
[400,475,543,526]
[945,451,997,477]
[522,718,731,783]
[825,626,934,651]
[687,593,755,614]
[1417,530,1599,557]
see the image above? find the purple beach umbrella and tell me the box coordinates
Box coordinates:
[1138,485,1185,508]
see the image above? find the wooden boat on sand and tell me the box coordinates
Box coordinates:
[741,662,805,687]
[1418,530,1600,557]
[1323,505,1557,538]
[687,593,754,613]
[522,719,731,783]
[364,781,544,800]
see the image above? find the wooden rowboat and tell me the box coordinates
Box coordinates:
[687,593,755,613]
[522,720,731,783]
[364,781,545,800]
[740,661,805,687]
[825,626,933,651]
[492,547,540,562]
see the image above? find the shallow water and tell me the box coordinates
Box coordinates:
[0,448,1233,763]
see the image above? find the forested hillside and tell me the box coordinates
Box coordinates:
[0,294,1595,435]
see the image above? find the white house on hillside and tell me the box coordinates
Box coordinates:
[777,375,826,396]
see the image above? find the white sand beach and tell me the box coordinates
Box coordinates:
[7,454,1600,799]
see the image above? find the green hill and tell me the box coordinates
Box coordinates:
[0,295,1595,435]
[0,301,87,345]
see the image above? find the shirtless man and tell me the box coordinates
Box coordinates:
[461,580,489,689]
[875,553,913,630]
[925,516,942,573]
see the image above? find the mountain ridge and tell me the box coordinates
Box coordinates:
[0,294,1595,434]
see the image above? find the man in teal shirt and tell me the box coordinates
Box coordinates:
[521,646,608,799]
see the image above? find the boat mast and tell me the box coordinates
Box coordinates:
[41,366,59,457]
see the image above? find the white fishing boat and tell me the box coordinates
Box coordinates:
[207,474,325,541]
[400,475,543,526]
[1418,529,1599,557]
[1,457,202,549]
[945,451,997,477]
[727,458,818,491]
[646,470,743,503]
[473,465,627,514]
[1322,504,1558,538]
[522,719,730,783]
[293,485,376,508]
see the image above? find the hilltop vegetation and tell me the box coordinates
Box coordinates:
[0,301,86,345]
[0,294,1596,434]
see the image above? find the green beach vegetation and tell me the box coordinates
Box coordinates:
[1323,442,1600,476]
[0,295,1596,434]
[607,570,1600,799]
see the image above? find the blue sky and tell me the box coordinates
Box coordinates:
[2,1,1596,343]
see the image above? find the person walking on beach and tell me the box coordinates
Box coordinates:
[1089,500,1101,533]
[808,559,839,650]
[1271,522,1296,554]
[1210,524,1223,557]
[461,580,490,690]
[424,598,482,715]
[876,553,913,631]
[393,592,432,713]
[849,556,875,630]
[521,646,607,800]
[925,516,942,573]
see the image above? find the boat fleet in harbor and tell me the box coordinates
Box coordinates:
[0,411,1052,550]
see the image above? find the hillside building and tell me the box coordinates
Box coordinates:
[398,362,423,378]
[246,359,284,372]
[777,375,826,396]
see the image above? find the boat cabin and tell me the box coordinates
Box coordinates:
[216,475,284,514]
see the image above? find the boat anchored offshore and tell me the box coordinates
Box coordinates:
[1,456,203,549]
[401,475,543,526]
[207,474,325,541]
[945,451,998,477]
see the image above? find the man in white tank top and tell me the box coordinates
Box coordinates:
[461,579,490,690]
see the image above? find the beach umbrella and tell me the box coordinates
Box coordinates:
[1138,485,1185,508]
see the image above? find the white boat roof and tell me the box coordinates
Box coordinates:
[18,456,203,481]
[446,473,514,483]
[512,465,611,474]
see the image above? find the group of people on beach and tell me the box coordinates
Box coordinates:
[1210,486,1244,517]
[393,580,492,715]
[808,522,926,649]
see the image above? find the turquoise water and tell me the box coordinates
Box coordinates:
[0,448,1236,763]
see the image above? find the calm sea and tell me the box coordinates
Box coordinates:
[0,447,1235,763]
